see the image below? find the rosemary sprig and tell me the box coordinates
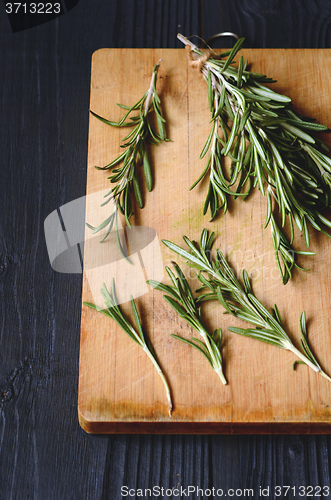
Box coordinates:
[87,61,168,247]
[268,206,316,284]
[162,229,331,383]
[83,281,173,416]
[148,262,227,384]
[190,71,247,218]
[178,33,331,283]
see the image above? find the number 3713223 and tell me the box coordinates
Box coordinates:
[5,3,61,14]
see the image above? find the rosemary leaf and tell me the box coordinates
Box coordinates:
[178,33,331,284]
[163,229,331,383]
[147,263,227,385]
[87,61,168,245]
[84,282,173,416]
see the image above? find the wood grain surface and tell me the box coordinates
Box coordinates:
[79,48,331,433]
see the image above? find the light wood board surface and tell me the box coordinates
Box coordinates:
[79,48,331,433]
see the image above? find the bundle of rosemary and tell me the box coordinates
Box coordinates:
[87,61,168,254]
[148,262,227,385]
[162,229,331,383]
[84,281,173,416]
[178,34,331,284]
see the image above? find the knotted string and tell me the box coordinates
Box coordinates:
[185,44,212,72]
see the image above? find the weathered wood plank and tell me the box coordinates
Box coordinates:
[2,0,331,497]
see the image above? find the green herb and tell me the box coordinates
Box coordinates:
[84,281,173,416]
[148,262,227,384]
[178,33,331,284]
[87,61,168,253]
[162,229,331,383]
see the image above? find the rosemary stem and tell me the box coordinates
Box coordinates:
[199,329,227,385]
[215,367,228,385]
[319,370,331,383]
[289,344,320,373]
[143,346,173,416]
[210,90,219,155]
[177,33,200,52]
[144,60,161,115]
[290,344,331,382]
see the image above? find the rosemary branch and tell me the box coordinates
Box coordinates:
[178,33,331,284]
[162,229,331,382]
[148,262,227,384]
[84,281,173,416]
[87,61,168,253]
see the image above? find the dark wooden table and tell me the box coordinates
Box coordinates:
[2,1,331,498]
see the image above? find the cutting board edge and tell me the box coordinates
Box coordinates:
[77,409,331,435]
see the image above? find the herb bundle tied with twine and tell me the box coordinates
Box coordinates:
[178,33,331,285]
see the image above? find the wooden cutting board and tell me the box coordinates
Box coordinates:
[79,48,331,433]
